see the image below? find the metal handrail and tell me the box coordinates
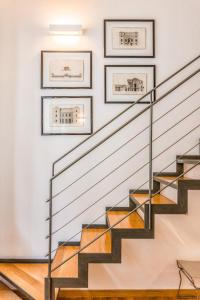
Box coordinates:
[51,160,200,273]
[52,54,200,176]
[51,68,200,180]
[46,89,200,203]
[47,55,200,298]
[47,141,200,256]
[46,122,200,238]
[46,104,200,221]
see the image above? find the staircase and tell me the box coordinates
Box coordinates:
[0,55,200,300]
[0,282,22,300]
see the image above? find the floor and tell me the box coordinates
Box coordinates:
[0,284,198,300]
[59,298,196,300]
[58,289,199,300]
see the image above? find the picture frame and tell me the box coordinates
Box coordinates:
[41,51,92,89]
[104,19,155,58]
[105,65,156,104]
[41,96,93,135]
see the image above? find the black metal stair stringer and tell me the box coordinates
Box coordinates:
[51,156,200,290]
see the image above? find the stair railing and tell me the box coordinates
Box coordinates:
[50,158,200,274]
[46,88,199,203]
[46,122,200,239]
[46,54,200,300]
[46,98,200,226]
[47,139,200,257]
[52,55,200,177]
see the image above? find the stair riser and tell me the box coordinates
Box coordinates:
[160,184,178,203]
[137,208,145,221]
[184,163,200,179]
[129,198,145,221]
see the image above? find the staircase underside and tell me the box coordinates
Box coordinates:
[0,155,200,300]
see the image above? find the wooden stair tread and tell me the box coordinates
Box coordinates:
[131,194,175,205]
[52,246,79,278]
[178,158,200,164]
[154,176,191,186]
[154,176,191,182]
[81,228,111,254]
[0,263,45,300]
[15,263,47,284]
[0,282,22,299]
[107,211,144,229]
[177,155,200,164]
[0,290,22,300]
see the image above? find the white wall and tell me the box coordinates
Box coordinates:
[0,0,200,289]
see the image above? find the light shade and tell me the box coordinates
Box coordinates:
[49,24,83,36]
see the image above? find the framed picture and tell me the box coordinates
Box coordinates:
[41,51,92,89]
[41,96,93,135]
[105,65,156,104]
[104,19,155,58]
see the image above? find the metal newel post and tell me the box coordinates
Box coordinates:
[148,91,153,230]
[48,179,53,300]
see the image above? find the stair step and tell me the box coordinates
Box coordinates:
[15,263,47,284]
[131,194,175,205]
[81,228,111,254]
[52,245,79,278]
[178,159,200,164]
[107,211,144,229]
[153,176,191,188]
[0,282,22,299]
[0,263,46,300]
[177,155,200,164]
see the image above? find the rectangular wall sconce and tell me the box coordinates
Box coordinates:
[49,24,83,36]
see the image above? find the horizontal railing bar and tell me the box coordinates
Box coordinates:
[51,68,200,180]
[51,160,200,272]
[46,141,200,257]
[52,55,200,174]
[47,104,200,221]
[47,88,200,203]
[46,123,200,238]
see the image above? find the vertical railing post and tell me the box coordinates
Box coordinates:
[199,138,200,155]
[52,163,55,177]
[148,91,153,229]
[47,179,53,300]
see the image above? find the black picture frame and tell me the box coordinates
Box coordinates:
[104,65,156,104]
[41,51,92,89]
[41,96,93,135]
[104,19,155,58]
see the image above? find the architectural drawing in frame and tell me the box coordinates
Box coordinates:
[104,19,155,57]
[112,27,146,50]
[42,96,93,135]
[113,73,147,95]
[41,51,92,88]
[105,65,156,104]
[49,59,84,82]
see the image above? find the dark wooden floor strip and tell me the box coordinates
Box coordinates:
[58,289,199,299]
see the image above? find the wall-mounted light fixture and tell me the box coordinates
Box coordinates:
[49,24,83,36]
